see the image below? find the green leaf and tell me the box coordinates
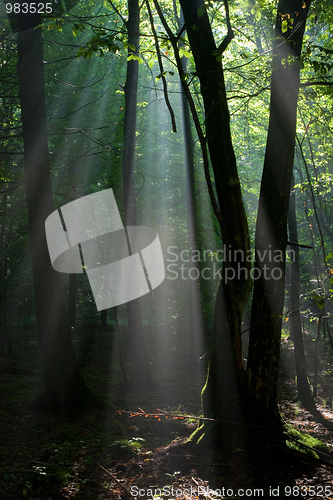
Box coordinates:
[124,42,136,51]
[281,20,288,33]
[156,71,167,81]
[72,22,86,37]
[179,48,191,59]
[127,55,143,64]
[197,4,205,18]
[325,253,333,262]
[311,292,325,309]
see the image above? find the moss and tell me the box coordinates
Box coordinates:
[284,424,329,458]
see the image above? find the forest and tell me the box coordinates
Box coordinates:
[1,0,333,498]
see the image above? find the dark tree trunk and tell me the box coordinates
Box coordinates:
[0,203,13,355]
[122,0,139,222]
[1,295,13,355]
[313,311,322,399]
[68,274,77,329]
[179,0,252,443]
[176,7,203,365]
[122,0,153,388]
[101,309,108,329]
[246,0,311,425]
[288,176,314,407]
[17,17,93,410]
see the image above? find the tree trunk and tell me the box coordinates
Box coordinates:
[313,311,322,399]
[1,295,13,355]
[17,14,93,410]
[246,0,311,426]
[179,0,252,443]
[101,309,108,329]
[122,0,153,388]
[288,176,314,407]
[0,201,13,355]
[68,274,77,329]
[176,6,203,365]
[122,0,139,222]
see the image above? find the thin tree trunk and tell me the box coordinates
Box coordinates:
[288,175,314,407]
[1,295,13,355]
[175,5,202,365]
[101,309,108,329]
[0,198,12,355]
[246,0,311,425]
[313,310,323,399]
[68,274,77,329]
[122,0,153,388]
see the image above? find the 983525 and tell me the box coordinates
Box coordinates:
[284,485,331,497]
[5,3,53,14]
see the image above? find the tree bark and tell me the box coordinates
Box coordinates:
[68,274,77,329]
[122,0,140,222]
[122,0,153,388]
[246,0,311,425]
[17,15,93,410]
[175,6,203,365]
[288,176,314,407]
[178,0,252,443]
[101,308,108,329]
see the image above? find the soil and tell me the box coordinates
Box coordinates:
[1,327,333,500]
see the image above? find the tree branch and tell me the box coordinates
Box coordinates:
[296,133,328,270]
[217,0,234,54]
[300,80,333,87]
[146,0,177,133]
[287,240,313,249]
[106,0,128,26]
[98,464,132,494]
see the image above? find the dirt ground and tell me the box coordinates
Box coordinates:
[1,327,333,500]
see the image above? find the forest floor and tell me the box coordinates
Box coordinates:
[1,327,333,500]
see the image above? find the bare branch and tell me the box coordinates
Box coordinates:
[146,0,177,133]
[217,0,234,54]
[296,133,328,270]
[300,80,333,87]
[106,0,128,27]
[287,241,313,249]
[98,464,132,495]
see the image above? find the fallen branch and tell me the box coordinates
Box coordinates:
[98,463,132,495]
[116,408,333,468]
